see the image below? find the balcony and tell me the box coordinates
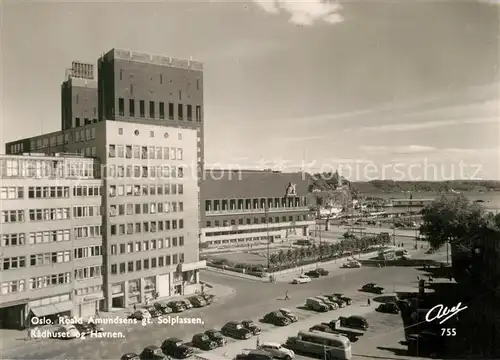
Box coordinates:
[205,206,309,216]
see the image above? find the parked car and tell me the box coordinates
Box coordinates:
[161,338,194,358]
[314,296,339,310]
[139,345,167,360]
[361,283,385,294]
[304,270,321,278]
[305,297,329,312]
[221,321,252,339]
[86,321,104,333]
[147,307,162,318]
[292,275,311,284]
[258,342,295,360]
[242,320,261,335]
[235,349,273,360]
[342,261,362,268]
[263,311,291,326]
[167,301,186,313]
[121,353,140,360]
[74,322,93,335]
[325,295,346,308]
[316,268,329,276]
[376,303,400,314]
[279,308,298,322]
[188,295,207,308]
[204,329,227,347]
[154,302,173,314]
[339,315,369,330]
[52,324,80,339]
[332,293,352,305]
[191,333,217,351]
[180,299,193,309]
[201,294,216,304]
[309,324,337,334]
[129,309,152,320]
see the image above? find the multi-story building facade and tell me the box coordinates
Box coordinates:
[200,170,314,249]
[0,154,102,329]
[61,61,98,131]
[4,120,205,315]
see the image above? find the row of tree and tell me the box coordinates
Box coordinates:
[268,232,391,267]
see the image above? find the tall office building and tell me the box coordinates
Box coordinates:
[97,49,204,178]
[61,61,98,130]
[4,49,206,320]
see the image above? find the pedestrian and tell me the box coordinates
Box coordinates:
[367,299,371,306]
[95,309,100,318]
[133,304,137,311]
[417,276,420,281]
[256,335,261,348]
[285,291,290,300]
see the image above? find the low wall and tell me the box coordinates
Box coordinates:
[359,258,441,267]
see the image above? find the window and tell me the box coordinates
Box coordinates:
[129,99,135,117]
[120,69,123,80]
[178,104,183,120]
[159,102,165,119]
[197,79,200,90]
[118,98,124,116]
[178,90,182,100]
[109,144,116,158]
[149,101,155,118]
[75,117,81,127]
[139,100,145,117]
[196,105,202,122]
[168,103,174,120]
[178,184,184,194]
[187,105,192,121]
[160,73,163,84]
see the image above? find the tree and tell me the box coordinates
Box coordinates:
[420,194,486,249]
[277,249,286,264]
[292,248,300,263]
[269,253,278,266]
[299,247,306,260]
[286,249,293,264]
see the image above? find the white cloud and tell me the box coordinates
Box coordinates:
[253,0,344,26]
[360,145,436,155]
[352,116,499,133]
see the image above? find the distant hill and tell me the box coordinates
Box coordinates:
[350,180,500,193]
[308,174,500,194]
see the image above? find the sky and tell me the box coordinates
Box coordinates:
[1,0,499,181]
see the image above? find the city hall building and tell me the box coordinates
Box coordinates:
[200,170,314,249]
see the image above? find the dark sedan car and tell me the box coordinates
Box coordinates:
[263,311,290,326]
[361,283,385,294]
[201,294,216,304]
[332,293,352,305]
[221,321,252,339]
[167,301,186,313]
[310,324,337,334]
[74,322,93,335]
[192,333,217,351]
[154,302,173,314]
[242,320,261,335]
[161,338,194,358]
[121,353,140,360]
[304,270,321,278]
[140,346,167,360]
[376,302,400,314]
[147,307,162,318]
[204,329,227,347]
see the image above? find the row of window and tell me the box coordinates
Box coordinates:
[110,219,184,235]
[30,133,70,151]
[110,183,183,197]
[73,185,102,197]
[74,246,103,259]
[2,159,96,179]
[28,251,72,267]
[1,272,72,294]
[0,187,24,200]
[74,118,98,128]
[75,285,102,296]
[74,225,102,239]
[28,186,70,199]
[1,230,72,247]
[29,127,97,151]
[117,98,202,123]
[118,71,201,91]
[73,205,102,218]
[108,145,184,161]
[74,265,102,280]
[205,197,307,212]
[110,253,184,275]
[109,202,183,217]
[206,215,308,227]
[1,251,72,270]
[29,208,70,221]
[117,128,186,141]
[110,236,184,255]
[106,164,185,179]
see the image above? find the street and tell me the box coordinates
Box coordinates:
[0,258,433,360]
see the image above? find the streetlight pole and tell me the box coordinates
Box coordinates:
[266,204,270,270]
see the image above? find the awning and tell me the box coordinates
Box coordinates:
[181,260,207,272]
[53,300,73,313]
[30,304,59,317]
[0,298,29,309]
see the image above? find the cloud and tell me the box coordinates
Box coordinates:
[351,116,499,133]
[253,0,344,26]
[280,135,326,142]
[360,145,436,155]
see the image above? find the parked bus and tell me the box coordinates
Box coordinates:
[285,330,352,360]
